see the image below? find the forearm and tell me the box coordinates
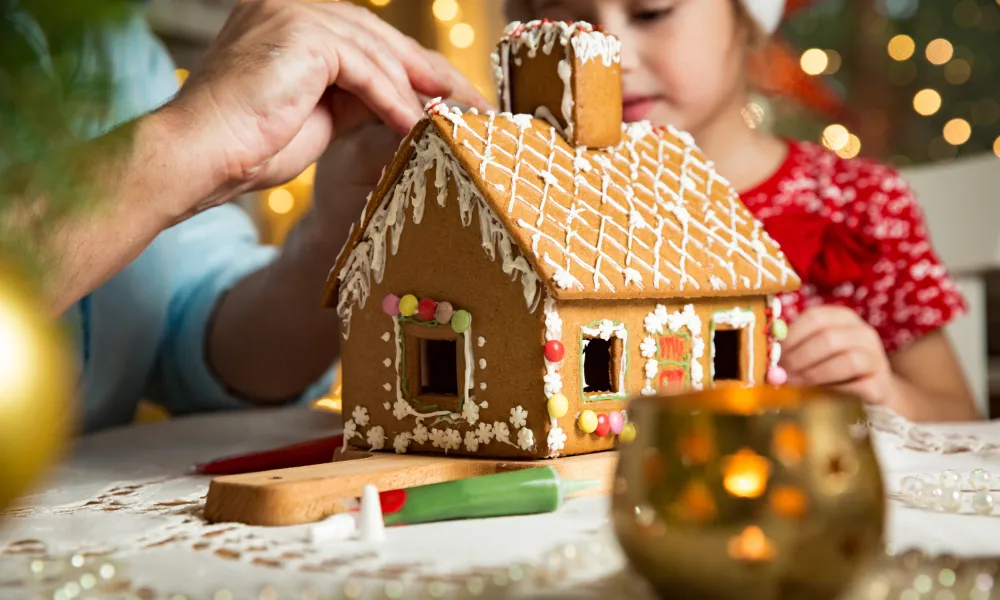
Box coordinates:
[207,210,344,402]
[886,374,979,422]
[3,106,222,315]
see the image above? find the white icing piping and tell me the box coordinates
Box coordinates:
[580,320,627,395]
[337,120,543,338]
[543,296,567,456]
[415,104,795,297]
[492,20,622,140]
[711,307,757,386]
[641,304,705,396]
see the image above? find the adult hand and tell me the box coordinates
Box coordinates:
[310,123,403,251]
[779,305,895,406]
[166,0,489,218]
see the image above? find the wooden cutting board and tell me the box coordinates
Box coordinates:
[203,450,618,527]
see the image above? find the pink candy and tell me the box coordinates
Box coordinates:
[608,411,624,435]
[767,366,788,386]
[382,294,400,316]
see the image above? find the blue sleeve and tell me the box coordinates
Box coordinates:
[92,10,334,413]
[149,207,335,415]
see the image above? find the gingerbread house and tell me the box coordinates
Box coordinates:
[325,21,801,460]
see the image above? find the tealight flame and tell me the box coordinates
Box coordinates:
[728,526,776,563]
[722,449,771,499]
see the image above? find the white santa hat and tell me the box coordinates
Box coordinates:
[504,1,787,36]
[742,0,787,35]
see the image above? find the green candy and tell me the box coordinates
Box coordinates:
[451,310,472,333]
[771,319,788,341]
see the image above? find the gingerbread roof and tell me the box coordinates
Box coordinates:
[326,102,800,331]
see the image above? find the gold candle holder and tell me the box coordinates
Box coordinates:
[612,386,885,600]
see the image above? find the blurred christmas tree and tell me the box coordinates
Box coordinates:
[0,0,131,279]
[757,0,1000,166]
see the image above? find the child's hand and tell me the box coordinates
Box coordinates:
[779,306,895,406]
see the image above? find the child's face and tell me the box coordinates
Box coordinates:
[526,0,749,136]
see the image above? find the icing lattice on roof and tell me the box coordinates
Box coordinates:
[327,101,800,331]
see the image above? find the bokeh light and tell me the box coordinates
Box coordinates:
[449,23,475,48]
[944,59,972,84]
[822,124,850,151]
[800,49,829,75]
[943,118,972,145]
[433,0,460,21]
[835,134,862,159]
[267,188,295,215]
[913,89,942,116]
[887,34,915,61]
[925,39,955,65]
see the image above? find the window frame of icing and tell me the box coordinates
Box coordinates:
[395,316,470,420]
[709,308,757,386]
[578,319,629,401]
[654,330,692,393]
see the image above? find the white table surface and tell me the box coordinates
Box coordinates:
[3,407,1000,598]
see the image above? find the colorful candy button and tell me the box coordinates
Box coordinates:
[608,411,624,435]
[543,340,565,363]
[417,298,437,321]
[618,423,637,444]
[382,294,400,316]
[451,310,472,333]
[595,414,611,437]
[771,319,788,341]
[434,302,454,324]
[578,410,598,434]
[547,394,568,419]
[399,294,419,317]
[767,366,788,386]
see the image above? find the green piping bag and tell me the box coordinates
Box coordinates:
[379,466,599,526]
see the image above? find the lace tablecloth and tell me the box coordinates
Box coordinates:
[3,407,1000,598]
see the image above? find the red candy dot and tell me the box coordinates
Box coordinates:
[379,489,407,514]
[544,340,565,363]
[595,414,611,437]
[417,298,437,321]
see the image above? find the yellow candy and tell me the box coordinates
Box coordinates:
[399,294,419,317]
[547,394,569,418]
[618,423,637,444]
[578,410,598,434]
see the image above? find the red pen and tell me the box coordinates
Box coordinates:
[189,434,344,475]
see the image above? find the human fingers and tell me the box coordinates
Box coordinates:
[315,13,424,118]
[830,375,886,405]
[318,31,422,135]
[780,324,871,375]
[317,2,454,100]
[787,349,878,388]
[419,48,493,111]
[781,305,866,356]
[252,104,336,190]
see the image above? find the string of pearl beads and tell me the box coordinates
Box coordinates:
[895,469,998,515]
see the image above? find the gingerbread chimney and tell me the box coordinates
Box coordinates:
[492,21,623,148]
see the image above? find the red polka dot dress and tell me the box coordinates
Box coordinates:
[740,140,966,354]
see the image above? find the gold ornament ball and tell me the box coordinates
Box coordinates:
[0,269,75,512]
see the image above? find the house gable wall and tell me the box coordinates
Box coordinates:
[342,171,550,459]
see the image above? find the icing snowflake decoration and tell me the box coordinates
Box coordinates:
[510,406,528,429]
[476,422,495,444]
[547,427,567,453]
[367,426,386,451]
[493,422,511,444]
[352,406,370,427]
[518,427,536,451]
[393,433,412,454]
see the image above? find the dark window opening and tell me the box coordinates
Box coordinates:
[713,329,743,381]
[420,339,458,395]
[583,337,622,394]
